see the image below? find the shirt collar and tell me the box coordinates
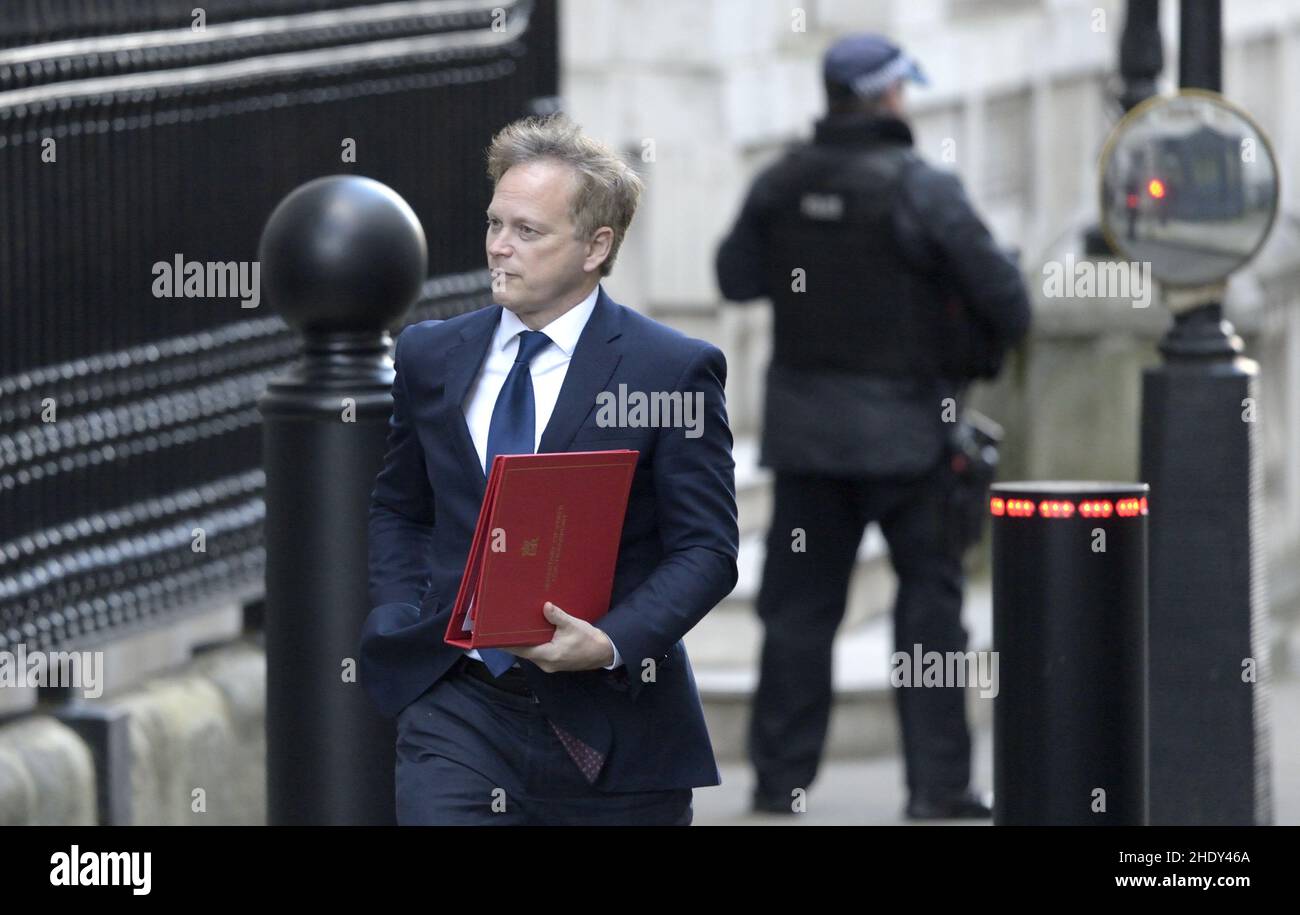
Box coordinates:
[812,113,914,148]
[495,282,601,357]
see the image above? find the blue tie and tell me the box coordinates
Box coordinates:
[478,329,551,676]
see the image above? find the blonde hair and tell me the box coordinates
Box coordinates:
[486,113,644,277]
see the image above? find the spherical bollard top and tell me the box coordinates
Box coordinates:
[258,175,428,333]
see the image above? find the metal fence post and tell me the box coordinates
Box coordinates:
[258,175,427,825]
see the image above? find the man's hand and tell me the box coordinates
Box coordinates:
[510,602,615,672]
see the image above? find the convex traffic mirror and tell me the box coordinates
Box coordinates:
[1099,90,1279,288]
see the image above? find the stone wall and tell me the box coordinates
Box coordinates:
[0,640,264,826]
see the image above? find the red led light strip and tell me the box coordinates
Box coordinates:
[1079,500,1113,518]
[989,497,1036,518]
[1038,500,1075,518]
[990,496,1147,518]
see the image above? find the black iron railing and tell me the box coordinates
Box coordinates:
[0,0,557,652]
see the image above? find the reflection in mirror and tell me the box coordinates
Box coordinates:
[1100,92,1278,288]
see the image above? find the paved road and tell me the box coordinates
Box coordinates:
[693,674,1300,826]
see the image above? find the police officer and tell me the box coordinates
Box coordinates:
[715,33,1030,819]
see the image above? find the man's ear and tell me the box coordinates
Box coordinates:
[885,81,906,116]
[584,226,614,273]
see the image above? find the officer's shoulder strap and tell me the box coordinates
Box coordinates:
[760,142,922,220]
[747,138,818,197]
[819,145,921,206]
[896,156,971,213]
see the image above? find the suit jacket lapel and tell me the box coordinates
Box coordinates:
[438,305,500,500]
[538,285,623,454]
[437,287,626,500]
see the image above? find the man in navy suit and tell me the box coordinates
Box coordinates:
[360,114,739,825]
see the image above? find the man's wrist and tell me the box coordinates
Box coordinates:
[599,632,621,670]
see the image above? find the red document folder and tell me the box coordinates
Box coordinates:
[444,450,637,649]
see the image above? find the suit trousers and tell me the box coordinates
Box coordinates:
[395,660,694,825]
[748,466,972,800]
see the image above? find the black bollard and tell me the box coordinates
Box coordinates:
[1141,308,1272,825]
[990,482,1149,826]
[1137,0,1272,828]
[258,175,427,825]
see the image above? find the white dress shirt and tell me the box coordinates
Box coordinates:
[461,283,623,670]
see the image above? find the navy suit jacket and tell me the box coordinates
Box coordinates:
[359,284,739,791]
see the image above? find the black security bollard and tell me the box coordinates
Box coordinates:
[1136,0,1273,828]
[1141,308,1271,825]
[258,176,427,825]
[990,482,1149,826]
